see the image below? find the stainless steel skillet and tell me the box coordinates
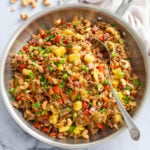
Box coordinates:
[0,0,150,149]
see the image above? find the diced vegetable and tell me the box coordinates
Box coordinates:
[97,83,103,91]
[103,79,109,85]
[81,65,89,72]
[49,67,53,71]
[66,107,71,112]
[66,89,72,95]
[84,54,95,63]
[75,33,84,40]
[73,112,77,118]
[33,102,40,108]
[66,43,72,48]
[113,68,124,79]
[73,126,84,134]
[100,107,106,113]
[63,73,68,79]
[29,71,35,79]
[9,88,15,93]
[126,86,131,91]
[133,79,140,86]
[49,114,58,125]
[80,88,88,99]
[73,101,82,111]
[68,54,80,63]
[53,46,66,57]
[63,29,74,35]
[58,81,65,88]
[69,125,76,133]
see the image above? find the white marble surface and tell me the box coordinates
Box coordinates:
[0,0,150,150]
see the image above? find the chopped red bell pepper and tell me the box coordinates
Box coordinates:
[54,35,60,43]
[19,64,26,71]
[34,122,40,129]
[60,92,67,102]
[104,85,110,90]
[82,101,89,109]
[43,127,49,132]
[23,46,28,51]
[54,85,61,94]
[40,30,46,39]
[67,22,72,26]
[57,99,63,104]
[99,36,104,42]
[83,116,89,122]
[49,132,57,137]
[96,123,104,130]
[83,108,90,115]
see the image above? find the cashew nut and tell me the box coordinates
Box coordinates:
[43,0,51,6]
[120,78,126,88]
[123,90,130,96]
[54,19,61,26]
[35,65,44,73]
[120,59,130,69]
[83,19,91,28]
[20,82,28,90]
[42,101,48,110]
[82,130,89,139]
[59,119,72,132]
[20,13,29,20]
[21,0,28,7]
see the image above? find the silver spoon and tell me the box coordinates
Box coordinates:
[91,38,140,141]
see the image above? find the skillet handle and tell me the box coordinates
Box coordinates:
[59,0,78,5]
[115,0,132,16]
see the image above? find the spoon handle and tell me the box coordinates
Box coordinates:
[109,82,140,140]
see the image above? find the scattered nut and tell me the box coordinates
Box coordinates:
[43,0,51,6]
[20,13,29,20]
[54,19,61,26]
[10,0,17,3]
[42,101,48,110]
[28,0,37,8]
[21,0,28,7]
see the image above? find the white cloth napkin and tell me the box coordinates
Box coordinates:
[79,0,150,55]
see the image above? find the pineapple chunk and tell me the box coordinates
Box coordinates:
[72,20,81,26]
[53,46,66,57]
[59,126,70,132]
[80,88,88,99]
[57,64,63,71]
[71,89,79,101]
[49,45,58,52]
[63,29,74,35]
[71,45,82,53]
[73,126,84,134]
[73,101,82,111]
[113,68,123,79]
[71,93,78,101]
[75,33,84,40]
[79,77,87,85]
[112,79,119,88]
[115,114,122,123]
[49,114,58,125]
[93,68,99,83]
[117,92,123,99]
[72,66,80,72]
[68,54,80,63]
[22,69,32,76]
[84,54,95,63]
